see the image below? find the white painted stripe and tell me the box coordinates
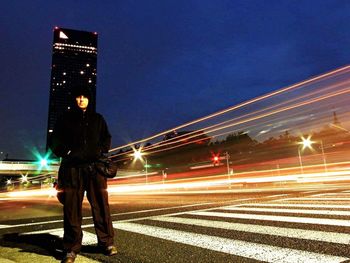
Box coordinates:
[110,201,216,217]
[113,222,348,263]
[222,206,350,216]
[312,193,350,196]
[0,219,64,229]
[241,203,350,209]
[285,198,350,201]
[188,211,350,227]
[0,199,255,229]
[151,216,350,244]
[23,229,97,245]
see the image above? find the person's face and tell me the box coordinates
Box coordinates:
[76,95,89,111]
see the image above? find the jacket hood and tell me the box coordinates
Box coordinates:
[70,86,95,112]
[72,86,93,100]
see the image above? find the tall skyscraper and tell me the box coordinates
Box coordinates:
[46,27,98,151]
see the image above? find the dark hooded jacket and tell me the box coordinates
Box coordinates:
[51,90,111,165]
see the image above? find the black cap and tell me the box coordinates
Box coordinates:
[72,86,92,100]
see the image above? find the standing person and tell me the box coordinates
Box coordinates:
[51,86,117,263]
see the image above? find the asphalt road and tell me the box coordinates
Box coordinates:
[1,186,350,263]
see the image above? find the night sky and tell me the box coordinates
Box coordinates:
[1,0,349,160]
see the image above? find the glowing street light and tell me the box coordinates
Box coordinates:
[133,148,143,160]
[21,174,28,183]
[297,135,328,173]
[6,178,12,185]
[132,148,148,184]
[296,135,314,174]
[298,135,315,150]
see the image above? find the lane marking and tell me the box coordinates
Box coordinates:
[150,216,350,244]
[222,206,350,216]
[110,201,216,216]
[0,202,216,229]
[283,198,350,201]
[0,198,258,229]
[112,222,348,263]
[241,203,350,209]
[188,211,350,227]
[0,219,63,229]
[312,193,350,196]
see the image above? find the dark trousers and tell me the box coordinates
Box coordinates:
[58,165,114,253]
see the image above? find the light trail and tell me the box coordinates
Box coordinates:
[110,78,350,160]
[147,79,349,148]
[109,65,350,154]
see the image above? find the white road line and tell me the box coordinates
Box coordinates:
[284,198,350,201]
[188,211,350,227]
[110,201,216,216]
[241,203,350,209]
[112,222,348,263]
[150,216,350,244]
[0,219,64,229]
[0,199,255,229]
[22,229,97,245]
[221,207,350,216]
[312,193,350,196]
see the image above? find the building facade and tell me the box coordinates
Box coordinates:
[46,27,98,151]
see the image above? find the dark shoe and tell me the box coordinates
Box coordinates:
[61,251,76,263]
[105,245,118,256]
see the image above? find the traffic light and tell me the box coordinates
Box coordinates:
[211,153,220,165]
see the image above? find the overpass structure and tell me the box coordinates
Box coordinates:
[0,161,60,190]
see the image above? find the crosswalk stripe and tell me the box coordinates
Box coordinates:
[150,216,350,244]
[113,222,348,263]
[221,206,350,216]
[188,211,350,227]
[241,203,350,209]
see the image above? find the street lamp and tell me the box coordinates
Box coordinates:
[297,135,327,173]
[297,135,314,174]
[132,148,148,184]
[225,152,232,189]
[21,173,28,184]
[6,178,12,185]
[319,140,328,173]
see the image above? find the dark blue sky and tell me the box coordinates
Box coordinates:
[0,0,349,159]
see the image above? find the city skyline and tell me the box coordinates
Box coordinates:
[1,1,350,160]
